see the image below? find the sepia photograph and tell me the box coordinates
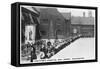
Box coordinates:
[19,5,96,64]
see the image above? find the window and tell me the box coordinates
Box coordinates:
[40,19,48,22]
[56,29,62,35]
[40,19,49,24]
[40,30,47,36]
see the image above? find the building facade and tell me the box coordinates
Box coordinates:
[21,7,41,44]
[39,8,71,39]
[62,11,95,37]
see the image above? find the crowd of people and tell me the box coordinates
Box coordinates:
[21,39,62,62]
[21,34,82,62]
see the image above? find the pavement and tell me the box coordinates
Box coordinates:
[51,38,95,60]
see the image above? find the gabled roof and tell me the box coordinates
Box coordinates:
[71,16,94,25]
[71,16,81,24]
[40,8,65,20]
[61,13,94,25]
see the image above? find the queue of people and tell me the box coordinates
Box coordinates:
[21,34,82,62]
[21,39,59,62]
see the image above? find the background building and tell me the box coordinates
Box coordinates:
[39,8,71,39]
[62,11,95,37]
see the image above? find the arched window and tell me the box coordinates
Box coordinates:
[56,29,62,35]
[40,30,47,36]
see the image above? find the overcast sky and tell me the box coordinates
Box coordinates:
[57,8,95,17]
[21,5,95,17]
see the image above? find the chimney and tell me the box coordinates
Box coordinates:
[88,11,92,17]
[83,12,85,17]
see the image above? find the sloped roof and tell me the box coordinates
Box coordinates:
[40,8,65,20]
[61,13,94,25]
[71,16,81,24]
[22,6,40,15]
[61,13,71,20]
[80,17,94,25]
[71,16,94,25]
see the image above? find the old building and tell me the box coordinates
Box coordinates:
[39,8,71,39]
[62,11,95,37]
[21,7,41,44]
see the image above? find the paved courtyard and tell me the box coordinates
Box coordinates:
[51,38,95,60]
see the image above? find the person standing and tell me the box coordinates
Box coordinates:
[30,43,37,62]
